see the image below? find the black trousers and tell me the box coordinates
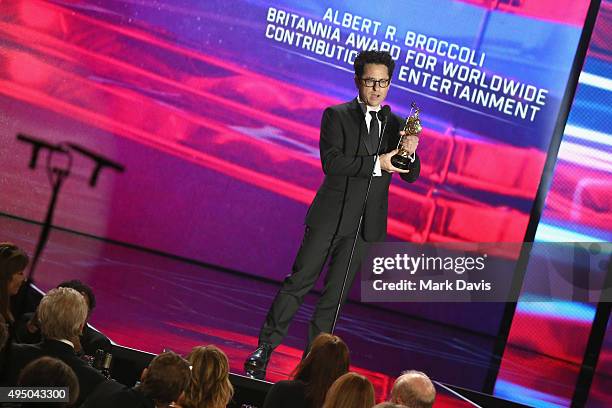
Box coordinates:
[258,225,368,349]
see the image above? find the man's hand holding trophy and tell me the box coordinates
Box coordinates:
[379,102,421,174]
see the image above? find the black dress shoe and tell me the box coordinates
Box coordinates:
[244,343,273,380]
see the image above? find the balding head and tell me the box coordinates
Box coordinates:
[391,370,436,408]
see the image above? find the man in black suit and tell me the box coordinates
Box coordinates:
[5,287,107,406]
[14,279,112,355]
[245,50,421,379]
[81,351,190,408]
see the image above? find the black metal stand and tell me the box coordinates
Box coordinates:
[331,110,390,334]
[29,146,73,280]
[15,134,124,314]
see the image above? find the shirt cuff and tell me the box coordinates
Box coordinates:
[373,156,382,177]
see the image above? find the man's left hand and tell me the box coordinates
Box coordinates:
[400,131,419,154]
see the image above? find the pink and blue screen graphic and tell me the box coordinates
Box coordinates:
[494,1,612,407]
[0,0,591,292]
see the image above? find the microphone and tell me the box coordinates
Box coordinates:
[377,105,391,146]
[331,103,391,334]
[66,143,125,186]
[17,134,66,169]
[377,105,391,122]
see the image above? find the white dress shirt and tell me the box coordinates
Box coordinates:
[358,97,382,177]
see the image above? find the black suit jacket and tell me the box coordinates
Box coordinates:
[5,339,107,406]
[305,99,420,241]
[13,313,112,356]
[81,382,155,408]
[263,380,310,408]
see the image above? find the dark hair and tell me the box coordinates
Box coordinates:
[353,50,395,78]
[0,319,8,351]
[139,351,191,405]
[292,333,350,408]
[58,280,96,311]
[18,356,79,407]
[0,242,29,322]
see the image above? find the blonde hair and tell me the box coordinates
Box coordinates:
[322,372,375,408]
[182,345,234,408]
[38,287,88,341]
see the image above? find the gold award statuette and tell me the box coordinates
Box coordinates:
[391,102,422,170]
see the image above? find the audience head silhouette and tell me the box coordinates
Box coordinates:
[322,372,375,408]
[57,279,97,317]
[138,351,191,406]
[0,242,29,322]
[38,287,88,342]
[292,333,350,407]
[391,370,436,408]
[181,345,234,408]
[18,356,79,407]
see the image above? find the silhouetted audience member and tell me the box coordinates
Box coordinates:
[178,345,234,408]
[0,318,8,351]
[0,317,9,383]
[390,370,436,408]
[82,351,190,408]
[263,333,350,408]
[5,287,106,406]
[16,279,111,355]
[322,372,375,408]
[0,242,29,381]
[18,356,80,407]
[0,243,28,336]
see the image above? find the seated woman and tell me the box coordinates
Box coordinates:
[322,372,375,408]
[179,345,234,408]
[263,333,350,408]
[0,242,29,380]
[0,242,29,335]
[0,321,8,355]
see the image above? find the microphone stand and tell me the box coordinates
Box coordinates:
[331,107,390,334]
[16,135,73,281]
[14,134,124,316]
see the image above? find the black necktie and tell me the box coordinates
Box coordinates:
[368,111,379,153]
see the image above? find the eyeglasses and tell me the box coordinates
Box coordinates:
[360,77,390,88]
